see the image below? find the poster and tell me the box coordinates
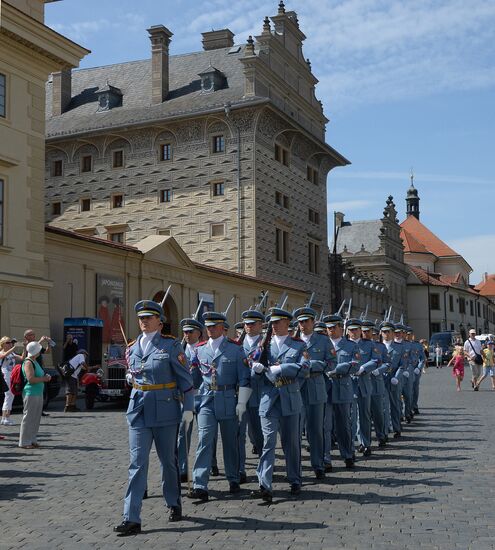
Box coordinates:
[96,274,125,344]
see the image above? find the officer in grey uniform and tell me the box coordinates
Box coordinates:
[323,314,361,468]
[347,318,381,456]
[251,307,310,502]
[188,311,251,501]
[238,309,265,482]
[294,306,336,478]
[396,324,413,423]
[408,329,426,415]
[114,300,194,537]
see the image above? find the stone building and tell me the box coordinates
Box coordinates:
[44,2,349,306]
[0,0,88,336]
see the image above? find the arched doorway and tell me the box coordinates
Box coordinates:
[152,291,178,336]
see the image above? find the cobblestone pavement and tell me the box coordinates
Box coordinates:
[1,367,495,550]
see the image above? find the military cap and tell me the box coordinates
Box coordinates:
[241,309,265,324]
[224,321,230,329]
[322,314,344,328]
[406,326,413,334]
[314,321,327,333]
[268,307,293,321]
[135,300,163,318]
[346,318,362,330]
[234,321,244,331]
[361,319,375,331]
[180,318,204,332]
[202,311,227,326]
[379,320,395,332]
[394,323,407,333]
[294,307,317,322]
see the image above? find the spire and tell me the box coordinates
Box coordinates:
[278,1,286,14]
[262,16,271,35]
[244,35,255,56]
[406,172,420,220]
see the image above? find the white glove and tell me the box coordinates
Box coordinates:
[270,365,282,377]
[252,362,265,374]
[182,410,193,426]
[265,365,281,384]
[403,371,410,378]
[236,386,253,421]
[391,377,399,386]
[125,373,134,386]
[414,368,420,375]
[357,366,365,375]
[372,369,380,377]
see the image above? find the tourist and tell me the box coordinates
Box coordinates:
[447,345,465,392]
[474,340,495,391]
[0,336,23,425]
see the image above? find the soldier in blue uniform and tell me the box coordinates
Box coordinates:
[395,324,413,423]
[323,314,361,468]
[408,329,426,415]
[114,300,194,537]
[294,306,336,478]
[380,320,406,438]
[347,318,381,456]
[187,311,251,502]
[177,317,204,483]
[250,307,310,503]
[238,309,265,483]
[314,321,327,334]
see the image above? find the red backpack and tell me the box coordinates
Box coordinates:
[10,362,27,396]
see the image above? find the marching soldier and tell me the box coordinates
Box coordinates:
[114,300,194,537]
[408,329,426,415]
[238,309,265,482]
[323,313,360,468]
[251,307,310,502]
[188,311,251,502]
[294,306,336,478]
[395,323,413,423]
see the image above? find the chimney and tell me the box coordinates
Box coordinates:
[147,25,173,104]
[52,69,71,116]
[202,29,234,51]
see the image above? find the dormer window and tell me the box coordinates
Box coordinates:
[198,65,226,93]
[96,83,123,112]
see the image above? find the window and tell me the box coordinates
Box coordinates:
[212,181,224,197]
[112,150,124,168]
[275,143,290,167]
[80,198,91,212]
[477,302,481,316]
[470,300,474,316]
[159,189,172,203]
[449,294,454,312]
[51,160,63,177]
[0,179,3,245]
[157,228,171,236]
[0,73,5,118]
[112,194,123,208]
[275,191,289,209]
[211,223,225,237]
[212,135,225,153]
[108,232,124,243]
[308,208,320,225]
[307,166,319,185]
[275,228,289,264]
[81,155,92,173]
[459,297,466,314]
[451,323,455,331]
[308,241,320,274]
[430,293,440,310]
[51,202,61,216]
[160,143,172,161]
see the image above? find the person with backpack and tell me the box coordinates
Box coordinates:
[0,336,22,425]
[18,342,51,449]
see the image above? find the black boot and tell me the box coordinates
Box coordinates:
[345,458,355,469]
[229,482,241,494]
[250,486,272,503]
[186,488,209,502]
[113,521,141,536]
[290,483,301,495]
[168,506,182,522]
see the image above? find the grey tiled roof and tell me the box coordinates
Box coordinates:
[46,47,262,138]
[334,220,383,255]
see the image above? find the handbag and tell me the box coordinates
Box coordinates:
[468,340,483,365]
[58,361,75,377]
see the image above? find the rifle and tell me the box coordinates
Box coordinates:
[159,285,172,309]
[237,291,268,345]
[258,290,287,367]
[223,297,235,319]
[343,298,353,335]
[336,299,346,316]
[181,298,204,346]
[360,304,369,321]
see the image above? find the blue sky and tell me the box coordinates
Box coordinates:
[46,0,495,283]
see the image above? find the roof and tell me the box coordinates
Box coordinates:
[409,265,478,295]
[400,228,432,255]
[400,215,460,257]
[475,275,495,296]
[46,47,261,138]
[335,220,382,255]
[46,224,139,252]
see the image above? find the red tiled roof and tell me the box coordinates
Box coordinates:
[475,275,495,296]
[400,215,460,257]
[400,228,431,254]
[409,266,446,286]
[409,266,479,295]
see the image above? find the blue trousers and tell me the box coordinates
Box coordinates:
[239,406,263,474]
[370,393,386,441]
[177,419,193,475]
[302,402,325,471]
[333,402,353,460]
[323,402,334,465]
[354,395,372,448]
[124,424,180,524]
[382,387,391,433]
[387,382,402,433]
[412,372,421,410]
[257,413,301,492]
[193,404,239,490]
[401,374,413,417]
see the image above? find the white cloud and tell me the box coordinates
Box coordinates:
[450,234,495,284]
[51,13,146,42]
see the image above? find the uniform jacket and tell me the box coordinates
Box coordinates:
[191,337,249,420]
[300,332,336,405]
[126,333,194,428]
[243,335,264,408]
[327,338,361,404]
[411,341,426,375]
[351,338,381,399]
[370,341,389,396]
[258,336,309,418]
[382,340,407,384]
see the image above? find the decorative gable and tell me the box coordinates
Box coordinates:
[198,65,226,93]
[96,83,123,112]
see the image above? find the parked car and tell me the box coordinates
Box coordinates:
[428,332,461,364]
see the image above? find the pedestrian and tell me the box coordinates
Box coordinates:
[419,339,428,372]
[435,343,442,368]
[18,342,51,449]
[64,350,88,412]
[22,329,53,416]
[463,329,483,390]
[447,345,465,391]
[474,340,495,391]
[114,300,194,536]
[0,336,22,425]
[62,333,78,362]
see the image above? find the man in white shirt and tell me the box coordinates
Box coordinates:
[64,350,88,412]
[464,330,482,390]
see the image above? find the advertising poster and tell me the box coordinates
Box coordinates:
[96,274,125,344]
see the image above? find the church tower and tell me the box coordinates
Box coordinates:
[406,174,420,220]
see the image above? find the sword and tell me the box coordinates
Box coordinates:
[223,297,235,318]
[336,299,346,316]
[159,285,172,309]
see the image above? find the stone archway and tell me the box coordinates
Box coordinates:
[152,291,179,336]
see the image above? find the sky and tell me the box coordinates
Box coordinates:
[45,0,495,284]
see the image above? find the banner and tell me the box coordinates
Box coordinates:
[96,274,125,344]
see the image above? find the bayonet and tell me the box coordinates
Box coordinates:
[192,298,204,320]
[336,299,346,316]
[306,292,315,308]
[159,285,172,308]
[222,297,235,318]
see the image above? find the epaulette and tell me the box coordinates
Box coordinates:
[127,339,136,348]
[195,340,208,347]
[227,338,241,345]
[160,334,176,339]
